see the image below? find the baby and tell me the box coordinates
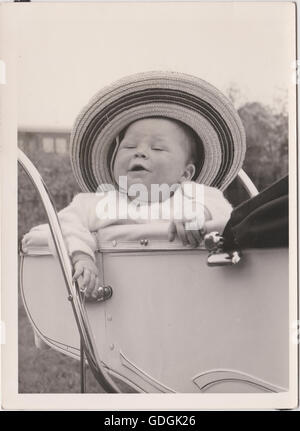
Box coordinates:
[23,117,232,300]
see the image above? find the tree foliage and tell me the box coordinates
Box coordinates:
[18,149,81,240]
[238,102,288,190]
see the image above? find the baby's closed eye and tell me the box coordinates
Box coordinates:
[151,145,167,151]
[122,144,136,149]
[119,139,136,149]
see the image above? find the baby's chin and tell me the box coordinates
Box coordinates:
[124,178,152,195]
[116,177,178,203]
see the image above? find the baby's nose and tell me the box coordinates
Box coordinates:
[134,144,149,158]
[134,150,147,158]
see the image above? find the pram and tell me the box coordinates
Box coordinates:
[18,149,289,394]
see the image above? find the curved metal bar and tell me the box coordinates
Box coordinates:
[18,149,121,393]
[237,169,259,198]
[193,369,287,393]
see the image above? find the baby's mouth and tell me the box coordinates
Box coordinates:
[128,163,150,172]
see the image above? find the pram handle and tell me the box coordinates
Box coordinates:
[237,169,259,198]
[18,149,120,393]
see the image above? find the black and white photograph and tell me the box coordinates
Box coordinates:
[1,1,298,410]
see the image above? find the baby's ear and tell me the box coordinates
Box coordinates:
[181,163,196,182]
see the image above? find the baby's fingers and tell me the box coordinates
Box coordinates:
[82,268,91,287]
[175,222,188,246]
[72,264,84,281]
[189,229,203,246]
[185,230,199,248]
[91,277,101,300]
[83,276,105,301]
[76,275,86,292]
[168,221,176,242]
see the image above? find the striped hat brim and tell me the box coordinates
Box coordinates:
[70,71,246,192]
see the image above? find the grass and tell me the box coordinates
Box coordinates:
[18,291,104,393]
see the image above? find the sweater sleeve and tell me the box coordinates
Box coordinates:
[54,193,99,259]
[22,193,98,261]
[203,186,232,221]
[179,182,232,233]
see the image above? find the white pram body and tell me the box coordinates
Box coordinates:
[20,223,289,393]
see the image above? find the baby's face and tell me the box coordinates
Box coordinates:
[113,118,196,196]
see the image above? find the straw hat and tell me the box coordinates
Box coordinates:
[70,71,246,192]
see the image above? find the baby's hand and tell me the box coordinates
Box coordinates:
[72,252,100,300]
[168,221,205,248]
[21,228,49,251]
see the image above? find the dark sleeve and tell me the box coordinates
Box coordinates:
[223,175,288,250]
